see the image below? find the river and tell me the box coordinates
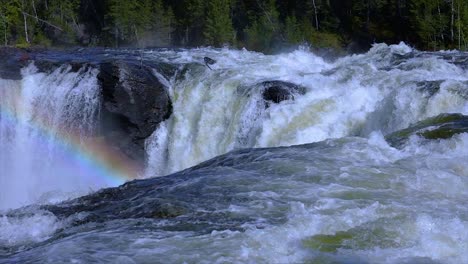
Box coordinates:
[0,43,467,263]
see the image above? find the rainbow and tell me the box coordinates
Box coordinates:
[0,85,141,188]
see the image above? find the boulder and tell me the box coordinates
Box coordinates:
[204,57,216,70]
[260,80,306,104]
[204,57,216,65]
[97,61,172,162]
[415,80,442,97]
[385,113,468,148]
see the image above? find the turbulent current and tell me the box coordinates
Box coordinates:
[1,43,468,263]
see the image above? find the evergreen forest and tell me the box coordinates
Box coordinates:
[0,0,467,52]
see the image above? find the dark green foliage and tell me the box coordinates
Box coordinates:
[106,0,174,47]
[0,0,467,51]
[409,0,447,50]
[244,0,282,51]
[204,0,235,46]
[0,0,82,47]
[0,7,8,46]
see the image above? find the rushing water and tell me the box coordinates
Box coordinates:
[1,43,468,263]
[0,64,103,209]
[146,43,468,175]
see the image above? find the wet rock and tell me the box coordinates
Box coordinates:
[146,61,178,80]
[43,182,189,225]
[385,113,468,148]
[1,48,174,165]
[204,57,216,70]
[97,61,172,162]
[34,60,88,73]
[204,57,216,65]
[415,80,443,97]
[260,80,306,104]
[429,51,468,70]
[37,147,283,230]
[0,47,31,80]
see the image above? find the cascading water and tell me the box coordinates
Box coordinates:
[146,43,468,175]
[0,64,106,209]
[1,43,468,264]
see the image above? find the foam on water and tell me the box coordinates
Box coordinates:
[156,133,467,263]
[0,64,133,210]
[146,43,468,175]
[1,44,467,263]
[20,134,461,264]
[0,212,62,247]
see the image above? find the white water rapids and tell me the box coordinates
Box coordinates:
[146,43,468,175]
[0,64,102,209]
[0,43,468,263]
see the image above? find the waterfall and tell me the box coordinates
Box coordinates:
[1,44,468,264]
[1,43,468,209]
[146,43,468,175]
[0,64,102,209]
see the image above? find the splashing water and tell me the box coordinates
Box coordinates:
[0,43,468,263]
[145,43,468,175]
[0,64,136,210]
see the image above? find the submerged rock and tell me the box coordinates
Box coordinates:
[385,113,468,148]
[415,80,443,97]
[204,57,216,70]
[43,183,188,225]
[261,81,307,104]
[238,80,307,106]
[204,57,216,65]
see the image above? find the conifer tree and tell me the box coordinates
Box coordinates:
[0,5,8,45]
[409,0,443,50]
[454,0,468,49]
[183,0,205,45]
[244,0,281,51]
[43,0,81,45]
[152,0,175,46]
[108,0,139,46]
[204,0,235,46]
[139,0,174,47]
[0,0,466,50]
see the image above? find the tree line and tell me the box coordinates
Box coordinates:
[0,0,467,52]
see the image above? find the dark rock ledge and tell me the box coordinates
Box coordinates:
[0,47,174,166]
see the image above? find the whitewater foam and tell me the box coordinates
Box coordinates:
[0,64,104,209]
[146,43,467,176]
[0,212,62,247]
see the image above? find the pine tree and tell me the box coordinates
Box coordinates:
[0,4,8,45]
[108,0,139,46]
[183,0,205,45]
[204,0,235,46]
[151,0,175,46]
[454,0,468,50]
[409,0,443,50]
[137,0,174,47]
[0,0,22,46]
[43,0,81,45]
[284,16,303,43]
[244,0,281,51]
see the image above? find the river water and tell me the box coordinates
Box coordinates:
[0,43,467,263]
